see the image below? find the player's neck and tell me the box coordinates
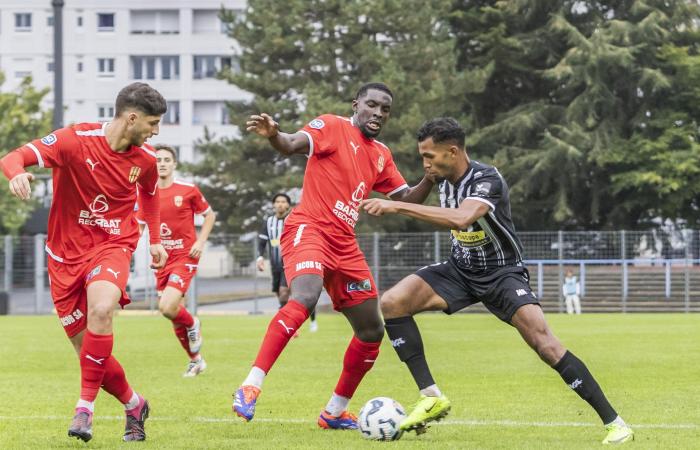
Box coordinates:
[158,176,175,189]
[104,121,132,152]
[447,156,470,184]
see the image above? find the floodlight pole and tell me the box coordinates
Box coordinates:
[52,0,65,129]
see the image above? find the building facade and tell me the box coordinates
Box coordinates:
[0,0,249,162]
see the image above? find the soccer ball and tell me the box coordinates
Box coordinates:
[358,397,406,441]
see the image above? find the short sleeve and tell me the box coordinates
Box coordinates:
[372,152,408,197]
[23,127,77,168]
[299,114,339,158]
[191,185,211,215]
[466,170,504,211]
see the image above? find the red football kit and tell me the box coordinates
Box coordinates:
[281,114,408,309]
[137,179,211,294]
[0,123,160,337]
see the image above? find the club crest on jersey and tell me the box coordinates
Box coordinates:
[346,279,372,293]
[41,133,57,145]
[309,118,325,129]
[174,195,183,207]
[128,166,141,183]
[377,154,385,172]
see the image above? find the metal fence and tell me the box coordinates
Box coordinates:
[2,230,699,315]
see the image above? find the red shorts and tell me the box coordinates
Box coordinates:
[48,246,132,338]
[155,253,199,294]
[281,222,377,311]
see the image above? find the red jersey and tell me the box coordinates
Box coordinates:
[137,179,211,256]
[291,114,408,235]
[19,123,159,264]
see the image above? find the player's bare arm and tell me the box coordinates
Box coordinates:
[389,172,435,204]
[189,208,216,258]
[246,113,310,156]
[361,197,489,230]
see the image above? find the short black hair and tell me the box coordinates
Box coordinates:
[272,193,291,204]
[416,117,466,149]
[115,82,167,116]
[355,82,393,100]
[154,144,177,162]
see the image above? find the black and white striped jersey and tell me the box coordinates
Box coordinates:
[439,160,524,272]
[258,215,286,270]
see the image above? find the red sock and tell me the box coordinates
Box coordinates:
[253,300,309,373]
[80,331,113,402]
[171,305,194,328]
[101,356,134,404]
[334,336,381,399]
[174,325,198,359]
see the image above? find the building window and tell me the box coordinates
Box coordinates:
[14,71,31,79]
[97,105,115,121]
[47,61,54,72]
[97,13,115,31]
[97,58,115,77]
[221,104,231,125]
[77,16,83,27]
[130,10,179,35]
[194,55,236,79]
[131,56,179,80]
[77,61,83,72]
[47,15,54,27]
[15,13,32,31]
[163,101,180,125]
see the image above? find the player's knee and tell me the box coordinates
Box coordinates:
[88,301,113,324]
[355,324,384,343]
[379,288,405,317]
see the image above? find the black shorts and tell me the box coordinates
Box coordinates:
[271,268,288,293]
[414,260,540,323]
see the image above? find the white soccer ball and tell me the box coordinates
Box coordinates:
[358,397,406,441]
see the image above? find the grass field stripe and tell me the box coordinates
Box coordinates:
[0,416,696,430]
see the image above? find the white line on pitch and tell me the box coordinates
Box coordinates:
[0,416,696,430]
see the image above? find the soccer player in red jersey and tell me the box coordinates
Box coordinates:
[232,82,435,429]
[137,145,215,377]
[0,83,168,443]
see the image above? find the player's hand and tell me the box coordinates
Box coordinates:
[189,240,205,259]
[256,256,265,272]
[361,198,398,216]
[9,173,35,200]
[246,113,279,138]
[149,244,168,269]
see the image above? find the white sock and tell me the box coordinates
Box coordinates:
[243,366,266,389]
[325,393,350,416]
[606,415,626,427]
[191,354,202,363]
[76,399,94,412]
[124,392,140,410]
[420,384,442,398]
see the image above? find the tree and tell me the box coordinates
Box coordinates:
[450,0,700,229]
[0,74,52,234]
[190,0,467,233]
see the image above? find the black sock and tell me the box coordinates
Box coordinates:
[310,309,316,321]
[384,316,435,390]
[553,351,618,424]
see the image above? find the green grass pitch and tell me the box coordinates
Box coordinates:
[1,313,698,449]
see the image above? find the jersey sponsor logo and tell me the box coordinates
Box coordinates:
[41,133,57,145]
[85,158,100,171]
[377,154,385,172]
[295,260,322,272]
[128,166,141,183]
[174,195,183,207]
[346,278,371,293]
[59,308,84,327]
[78,195,122,234]
[451,228,488,247]
[308,118,325,129]
[85,265,102,282]
[333,200,360,228]
[351,181,366,203]
[160,223,172,237]
[474,182,491,195]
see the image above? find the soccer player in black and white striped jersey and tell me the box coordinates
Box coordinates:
[361,117,633,444]
[257,193,318,332]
